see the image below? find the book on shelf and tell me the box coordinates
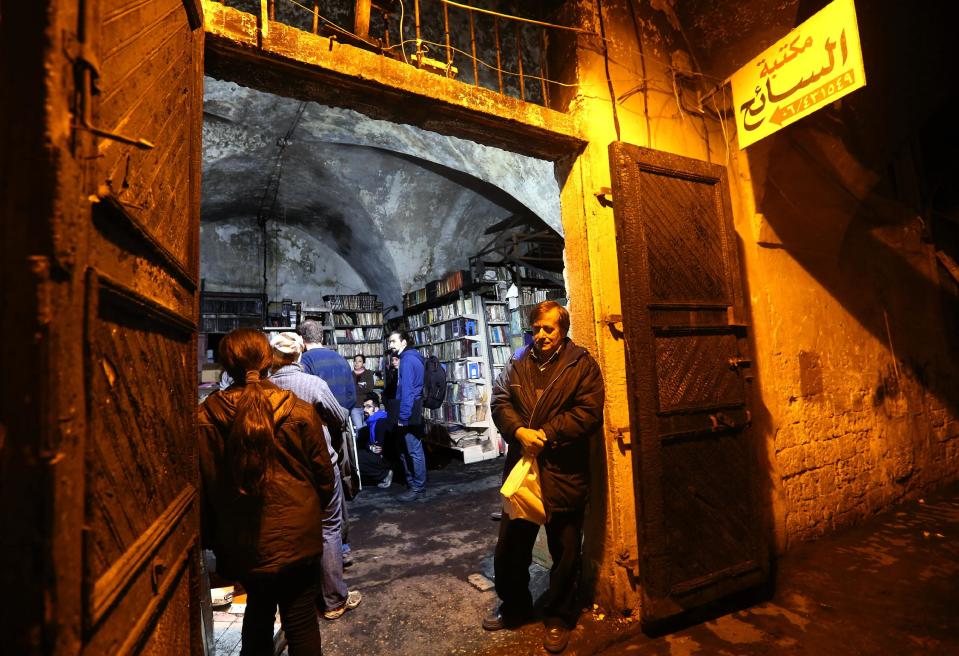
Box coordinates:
[447,380,487,403]
[478,265,510,283]
[411,327,431,346]
[329,342,383,359]
[520,287,564,306]
[488,325,508,344]
[426,400,488,426]
[449,360,486,381]
[486,303,509,323]
[430,317,478,342]
[323,293,382,311]
[331,311,384,327]
[434,338,481,361]
[467,361,482,379]
[404,270,476,309]
[490,345,512,366]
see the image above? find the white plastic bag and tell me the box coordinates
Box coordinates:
[500,454,546,524]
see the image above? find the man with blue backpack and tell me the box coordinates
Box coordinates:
[387,329,428,501]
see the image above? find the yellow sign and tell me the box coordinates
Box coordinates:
[730,0,866,148]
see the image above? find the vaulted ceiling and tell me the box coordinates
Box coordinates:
[200,77,561,310]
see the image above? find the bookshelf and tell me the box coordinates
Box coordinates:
[302,294,387,373]
[200,291,266,334]
[484,299,512,381]
[403,289,500,464]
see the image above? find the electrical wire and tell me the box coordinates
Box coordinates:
[596,0,621,141]
[398,0,409,64]
[384,37,580,87]
[439,0,596,35]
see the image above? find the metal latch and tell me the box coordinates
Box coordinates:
[594,187,613,208]
[615,548,639,577]
[602,314,624,340]
[613,426,631,448]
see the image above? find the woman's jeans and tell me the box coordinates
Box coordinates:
[240,559,323,655]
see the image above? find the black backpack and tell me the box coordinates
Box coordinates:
[422,355,447,409]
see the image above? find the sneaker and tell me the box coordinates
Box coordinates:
[323,590,362,620]
[377,469,394,489]
[342,550,353,568]
[482,609,531,631]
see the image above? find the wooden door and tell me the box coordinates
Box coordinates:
[609,143,768,629]
[83,1,206,652]
[0,1,205,653]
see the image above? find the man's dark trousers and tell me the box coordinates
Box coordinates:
[493,508,585,628]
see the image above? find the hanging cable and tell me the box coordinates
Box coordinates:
[596,0,621,142]
[256,101,308,299]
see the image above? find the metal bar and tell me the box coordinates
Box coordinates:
[515,22,525,101]
[469,5,479,86]
[440,0,595,34]
[443,2,452,73]
[540,27,550,107]
[494,17,503,94]
[414,0,422,67]
[268,0,275,21]
[259,0,269,40]
[312,0,319,34]
[355,0,372,38]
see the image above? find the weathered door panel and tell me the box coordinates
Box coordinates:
[609,143,767,628]
[80,1,204,653]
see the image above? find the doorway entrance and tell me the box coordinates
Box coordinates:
[198,77,570,652]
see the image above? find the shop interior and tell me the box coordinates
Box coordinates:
[198,76,567,468]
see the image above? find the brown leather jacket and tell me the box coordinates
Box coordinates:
[198,381,336,579]
[491,339,605,515]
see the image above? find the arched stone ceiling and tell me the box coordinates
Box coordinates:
[201,77,560,310]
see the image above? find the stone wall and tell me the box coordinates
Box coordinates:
[560,0,959,610]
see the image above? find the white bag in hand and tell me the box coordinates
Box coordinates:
[499,454,546,524]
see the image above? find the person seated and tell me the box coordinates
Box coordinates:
[356,392,394,489]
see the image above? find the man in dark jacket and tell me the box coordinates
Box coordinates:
[484,301,604,655]
[387,329,426,501]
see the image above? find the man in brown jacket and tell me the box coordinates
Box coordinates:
[484,301,605,654]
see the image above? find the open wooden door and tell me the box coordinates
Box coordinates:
[0,1,206,653]
[609,143,768,630]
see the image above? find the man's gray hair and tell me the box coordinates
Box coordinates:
[298,319,324,345]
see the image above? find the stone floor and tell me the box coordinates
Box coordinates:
[212,454,959,655]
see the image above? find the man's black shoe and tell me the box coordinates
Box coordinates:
[482,611,528,631]
[543,624,570,654]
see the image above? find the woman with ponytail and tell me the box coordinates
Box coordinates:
[198,328,336,655]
